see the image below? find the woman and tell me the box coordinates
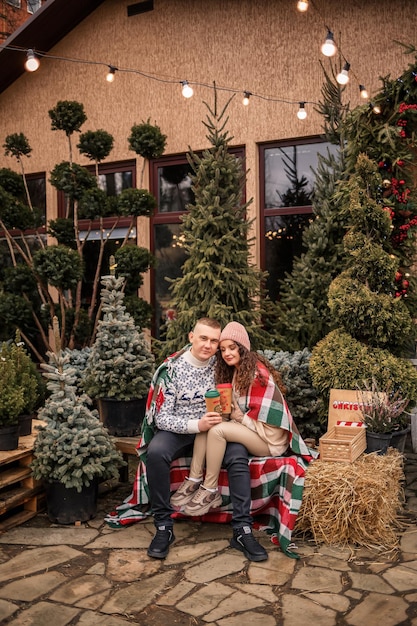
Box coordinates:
[171,321,311,517]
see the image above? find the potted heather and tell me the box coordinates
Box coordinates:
[31,319,124,523]
[357,378,410,454]
[82,274,154,436]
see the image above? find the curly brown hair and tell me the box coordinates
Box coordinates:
[215,345,286,395]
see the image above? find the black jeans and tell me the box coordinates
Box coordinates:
[146,430,252,529]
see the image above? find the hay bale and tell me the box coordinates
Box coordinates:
[295,449,405,551]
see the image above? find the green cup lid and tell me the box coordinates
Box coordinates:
[205,389,220,398]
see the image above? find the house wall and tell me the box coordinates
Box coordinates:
[0,0,416,301]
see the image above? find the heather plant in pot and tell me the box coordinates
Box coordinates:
[357,378,410,454]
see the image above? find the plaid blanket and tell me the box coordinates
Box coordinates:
[105,452,311,558]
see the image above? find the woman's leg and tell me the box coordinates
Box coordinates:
[203,422,270,490]
[189,432,207,480]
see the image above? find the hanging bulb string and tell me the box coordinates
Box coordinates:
[1,31,369,110]
[294,0,369,98]
[1,43,318,109]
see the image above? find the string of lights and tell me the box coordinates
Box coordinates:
[296,0,376,108]
[1,2,379,119]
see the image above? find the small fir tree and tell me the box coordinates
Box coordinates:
[309,154,417,417]
[162,91,266,355]
[31,319,124,491]
[83,274,154,400]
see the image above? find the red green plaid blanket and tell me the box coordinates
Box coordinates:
[105,452,310,558]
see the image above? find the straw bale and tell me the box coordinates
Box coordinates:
[295,449,405,552]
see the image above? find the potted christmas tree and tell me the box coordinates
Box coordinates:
[82,273,154,436]
[31,318,124,523]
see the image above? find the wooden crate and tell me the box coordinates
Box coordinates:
[319,425,366,463]
[0,429,45,532]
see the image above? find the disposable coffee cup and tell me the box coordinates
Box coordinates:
[205,389,222,413]
[216,383,232,415]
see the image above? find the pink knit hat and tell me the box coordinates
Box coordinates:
[220,322,251,351]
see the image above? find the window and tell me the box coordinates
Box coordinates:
[259,137,339,301]
[150,148,245,338]
[26,172,46,226]
[58,159,135,223]
[56,159,136,314]
[27,0,41,13]
[6,0,21,7]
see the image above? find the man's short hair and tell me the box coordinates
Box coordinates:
[193,317,221,331]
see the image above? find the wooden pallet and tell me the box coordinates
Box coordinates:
[0,425,45,532]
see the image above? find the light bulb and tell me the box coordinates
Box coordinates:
[106,66,116,82]
[181,80,194,98]
[371,102,381,114]
[297,0,309,11]
[321,30,336,57]
[243,91,251,106]
[336,62,350,85]
[297,102,307,120]
[24,49,40,72]
[359,84,368,99]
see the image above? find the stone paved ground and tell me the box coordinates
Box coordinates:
[0,443,416,625]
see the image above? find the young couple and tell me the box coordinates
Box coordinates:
[143,317,309,562]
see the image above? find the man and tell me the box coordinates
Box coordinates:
[142,317,268,562]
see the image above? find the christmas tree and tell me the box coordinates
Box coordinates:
[31,318,124,491]
[162,91,266,355]
[273,49,417,351]
[82,274,154,401]
[343,45,417,315]
[309,154,417,415]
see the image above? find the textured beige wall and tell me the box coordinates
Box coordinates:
[0,0,416,287]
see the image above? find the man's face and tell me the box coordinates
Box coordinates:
[189,322,220,361]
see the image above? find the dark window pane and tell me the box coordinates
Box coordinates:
[264,213,313,301]
[153,223,187,338]
[27,174,46,225]
[264,142,338,209]
[158,164,194,213]
[81,235,136,309]
[98,171,133,196]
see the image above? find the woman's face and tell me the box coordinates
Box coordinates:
[220,340,241,368]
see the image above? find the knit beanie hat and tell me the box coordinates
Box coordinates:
[220,322,251,351]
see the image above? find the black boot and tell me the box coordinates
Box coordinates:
[147,525,175,559]
[230,526,268,561]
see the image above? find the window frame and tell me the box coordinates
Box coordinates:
[259,135,331,273]
[149,146,245,335]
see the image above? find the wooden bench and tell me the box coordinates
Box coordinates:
[113,436,139,481]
